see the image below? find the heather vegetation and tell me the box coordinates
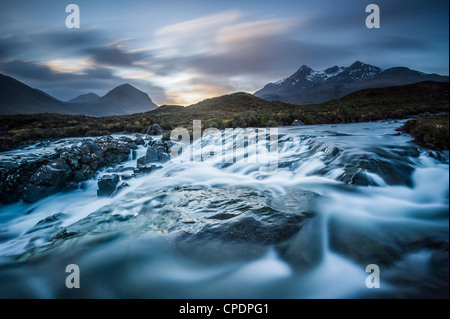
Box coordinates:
[399,114,449,150]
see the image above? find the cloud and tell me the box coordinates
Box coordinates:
[148,11,311,103]
[0,58,166,103]
[155,9,243,40]
[0,59,72,81]
[85,45,148,67]
[215,17,305,46]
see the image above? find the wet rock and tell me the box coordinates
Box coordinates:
[134,164,162,175]
[168,186,317,259]
[97,174,120,197]
[30,158,72,187]
[106,166,135,173]
[161,130,171,141]
[26,213,66,234]
[111,182,130,197]
[21,184,59,203]
[53,228,78,240]
[133,136,145,145]
[73,165,95,182]
[47,185,317,263]
[147,124,164,135]
[137,146,170,166]
[0,135,142,204]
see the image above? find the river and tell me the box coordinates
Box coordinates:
[0,121,448,298]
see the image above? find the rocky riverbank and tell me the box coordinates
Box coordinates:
[0,134,172,205]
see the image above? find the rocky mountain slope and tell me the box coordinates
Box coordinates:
[254,61,449,105]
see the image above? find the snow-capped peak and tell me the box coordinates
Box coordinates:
[272,61,382,87]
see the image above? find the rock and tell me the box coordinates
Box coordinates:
[30,158,72,187]
[137,146,170,166]
[133,136,145,145]
[73,164,95,182]
[146,124,164,135]
[21,184,59,203]
[134,164,162,174]
[292,119,305,126]
[161,130,171,141]
[121,174,135,180]
[111,182,130,197]
[53,228,78,240]
[97,174,120,197]
[106,166,135,173]
[26,213,66,234]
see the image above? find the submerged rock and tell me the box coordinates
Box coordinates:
[43,185,318,264]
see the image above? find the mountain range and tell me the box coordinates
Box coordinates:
[0,74,157,116]
[1,61,448,117]
[254,61,449,105]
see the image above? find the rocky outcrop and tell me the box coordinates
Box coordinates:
[0,135,152,204]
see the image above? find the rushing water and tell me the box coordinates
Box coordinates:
[0,121,448,298]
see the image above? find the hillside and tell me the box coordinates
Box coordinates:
[0,74,76,115]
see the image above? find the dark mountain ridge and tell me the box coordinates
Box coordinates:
[0,74,158,116]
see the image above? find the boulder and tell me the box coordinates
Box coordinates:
[146,124,164,135]
[97,174,120,197]
[133,136,145,145]
[137,146,170,166]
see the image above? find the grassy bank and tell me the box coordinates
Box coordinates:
[399,114,449,150]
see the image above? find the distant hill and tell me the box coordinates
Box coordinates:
[0,74,158,116]
[66,84,158,116]
[254,61,449,105]
[67,92,100,103]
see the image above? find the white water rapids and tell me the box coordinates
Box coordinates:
[0,121,448,298]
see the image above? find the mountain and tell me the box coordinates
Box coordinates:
[0,74,158,116]
[68,92,100,103]
[67,84,158,116]
[0,74,77,115]
[254,61,449,105]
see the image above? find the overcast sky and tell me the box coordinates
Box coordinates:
[0,0,448,105]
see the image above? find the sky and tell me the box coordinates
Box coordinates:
[0,0,448,105]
